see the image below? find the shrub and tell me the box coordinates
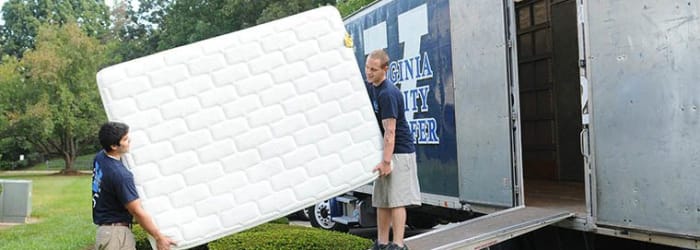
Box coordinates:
[134,225,209,250]
[269,216,289,224]
[133,225,151,250]
[209,223,372,250]
[134,217,369,250]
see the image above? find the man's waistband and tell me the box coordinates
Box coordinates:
[99,222,131,228]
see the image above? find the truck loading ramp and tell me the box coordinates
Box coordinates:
[405,206,574,250]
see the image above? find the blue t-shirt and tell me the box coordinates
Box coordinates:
[92,150,139,225]
[369,79,416,154]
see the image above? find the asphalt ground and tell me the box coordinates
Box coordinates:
[289,219,436,240]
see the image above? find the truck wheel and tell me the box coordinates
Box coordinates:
[308,200,349,232]
[300,206,311,220]
[287,208,310,221]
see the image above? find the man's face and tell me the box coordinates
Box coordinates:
[365,57,387,85]
[111,133,131,155]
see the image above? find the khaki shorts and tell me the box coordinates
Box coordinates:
[96,225,136,250]
[372,153,421,208]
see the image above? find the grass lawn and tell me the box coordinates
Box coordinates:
[0,172,373,249]
[0,173,94,250]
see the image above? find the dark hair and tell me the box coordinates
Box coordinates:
[99,122,129,152]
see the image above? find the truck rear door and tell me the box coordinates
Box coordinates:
[451,0,522,208]
[584,0,700,237]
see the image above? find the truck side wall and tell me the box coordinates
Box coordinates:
[344,0,460,198]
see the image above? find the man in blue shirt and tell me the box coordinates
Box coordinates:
[366,49,421,250]
[92,122,175,250]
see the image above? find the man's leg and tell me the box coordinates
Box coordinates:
[96,225,127,250]
[391,206,407,246]
[96,226,112,250]
[377,207,393,244]
[122,226,136,249]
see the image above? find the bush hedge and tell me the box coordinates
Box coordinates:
[134,217,371,250]
[209,223,372,250]
[133,225,207,250]
[133,224,151,250]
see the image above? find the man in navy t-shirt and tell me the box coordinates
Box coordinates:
[366,49,422,250]
[92,122,175,250]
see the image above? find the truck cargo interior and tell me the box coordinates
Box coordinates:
[515,0,585,213]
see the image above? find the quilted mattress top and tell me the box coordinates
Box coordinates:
[96,6,381,249]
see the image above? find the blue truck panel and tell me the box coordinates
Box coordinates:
[345,0,458,197]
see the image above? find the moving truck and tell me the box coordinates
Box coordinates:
[305,0,699,249]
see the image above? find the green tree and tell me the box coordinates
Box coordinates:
[0,23,107,173]
[109,0,362,60]
[0,0,110,58]
[155,0,334,51]
[336,0,376,17]
[257,0,336,24]
[0,56,33,169]
[109,0,172,62]
[155,0,244,50]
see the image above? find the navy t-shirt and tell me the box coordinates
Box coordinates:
[92,150,139,225]
[369,79,416,154]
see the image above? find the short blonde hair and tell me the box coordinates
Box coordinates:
[368,49,389,68]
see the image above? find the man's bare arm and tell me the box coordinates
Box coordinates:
[125,199,176,250]
[373,118,396,176]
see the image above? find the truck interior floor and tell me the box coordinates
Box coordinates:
[524,179,585,216]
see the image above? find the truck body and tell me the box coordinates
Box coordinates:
[305,0,700,248]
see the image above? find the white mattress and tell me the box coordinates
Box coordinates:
[96,6,381,249]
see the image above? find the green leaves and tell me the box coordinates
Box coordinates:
[257,0,335,25]
[0,22,107,171]
[336,0,377,17]
[115,0,336,56]
[0,0,110,58]
[208,223,372,250]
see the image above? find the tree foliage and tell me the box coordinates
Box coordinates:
[0,23,107,172]
[147,0,333,52]
[154,0,232,50]
[0,56,32,169]
[109,0,171,62]
[336,0,377,17]
[256,0,338,25]
[108,0,369,61]
[0,0,110,59]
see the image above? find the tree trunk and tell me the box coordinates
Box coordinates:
[58,131,79,175]
[60,152,78,175]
